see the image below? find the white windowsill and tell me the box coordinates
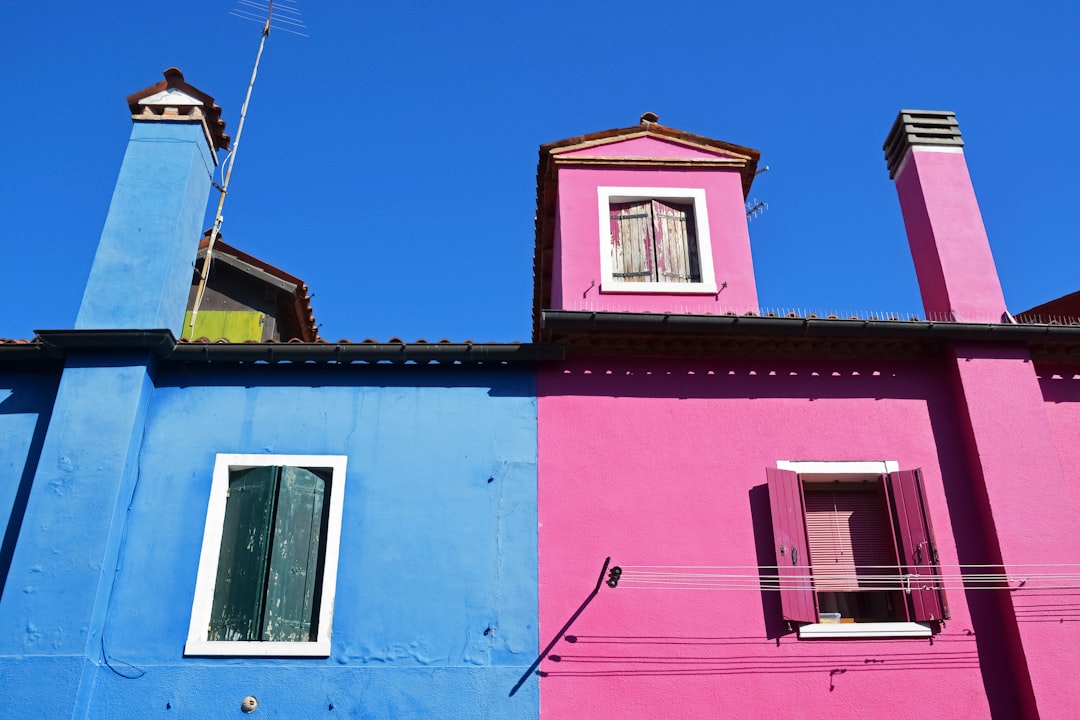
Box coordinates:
[184,639,331,657]
[798,622,931,639]
[601,280,719,295]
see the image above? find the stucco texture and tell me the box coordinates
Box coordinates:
[53,365,539,719]
[538,356,1004,719]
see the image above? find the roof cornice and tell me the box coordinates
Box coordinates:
[541,311,1080,361]
[6,330,562,367]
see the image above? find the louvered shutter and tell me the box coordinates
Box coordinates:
[262,467,330,642]
[209,466,278,641]
[610,201,654,281]
[652,200,700,283]
[887,469,949,621]
[766,468,817,623]
[804,486,897,592]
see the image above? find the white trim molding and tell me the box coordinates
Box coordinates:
[777,460,899,475]
[777,459,932,640]
[799,622,932,639]
[597,186,718,294]
[185,453,348,658]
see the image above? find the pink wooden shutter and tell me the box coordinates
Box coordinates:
[804,486,897,592]
[887,469,949,621]
[610,201,654,282]
[651,200,700,283]
[766,468,817,624]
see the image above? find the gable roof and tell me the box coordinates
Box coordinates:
[193,233,319,342]
[541,123,760,193]
[532,118,761,339]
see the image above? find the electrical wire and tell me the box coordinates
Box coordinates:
[611,564,1080,592]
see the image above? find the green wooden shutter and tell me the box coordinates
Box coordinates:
[209,466,280,641]
[261,467,330,642]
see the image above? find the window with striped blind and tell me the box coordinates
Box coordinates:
[803,483,897,592]
[766,464,948,632]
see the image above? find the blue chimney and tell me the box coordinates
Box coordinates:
[75,68,230,334]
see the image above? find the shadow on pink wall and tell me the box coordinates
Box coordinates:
[538,355,1053,717]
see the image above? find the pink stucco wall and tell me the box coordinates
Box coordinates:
[947,346,1080,718]
[551,139,758,316]
[538,356,1025,719]
[893,149,1006,323]
[1038,365,1080,514]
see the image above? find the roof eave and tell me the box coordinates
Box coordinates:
[541,310,1080,361]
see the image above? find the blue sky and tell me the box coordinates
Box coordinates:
[1,1,1077,342]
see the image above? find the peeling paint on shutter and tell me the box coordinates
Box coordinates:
[652,200,700,283]
[766,468,817,624]
[888,469,949,622]
[262,466,330,642]
[610,201,654,282]
[209,466,278,642]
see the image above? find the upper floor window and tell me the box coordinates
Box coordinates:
[598,187,717,294]
[185,454,347,657]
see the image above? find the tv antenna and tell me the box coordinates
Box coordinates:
[186,1,308,338]
[745,165,770,222]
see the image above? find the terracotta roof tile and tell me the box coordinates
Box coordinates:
[127,68,231,151]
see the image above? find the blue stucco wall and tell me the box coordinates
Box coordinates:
[0,367,60,598]
[75,120,216,335]
[77,364,539,719]
[0,354,157,718]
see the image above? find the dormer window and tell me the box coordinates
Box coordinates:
[598,187,717,294]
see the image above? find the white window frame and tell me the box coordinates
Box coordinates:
[776,460,932,640]
[184,453,348,657]
[597,187,718,294]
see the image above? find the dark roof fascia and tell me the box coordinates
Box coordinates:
[34,329,178,359]
[542,310,1080,352]
[18,330,562,366]
[27,330,559,366]
[168,341,564,366]
[0,341,53,365]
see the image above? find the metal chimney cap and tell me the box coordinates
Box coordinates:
[883,109,963,178]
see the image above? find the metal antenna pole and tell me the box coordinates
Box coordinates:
[186,1,274,338]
